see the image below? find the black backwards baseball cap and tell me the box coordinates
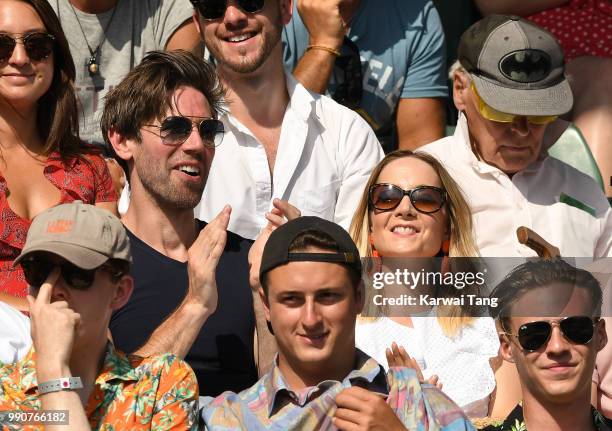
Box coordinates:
[259,216,362,281]
[458,15,573,116]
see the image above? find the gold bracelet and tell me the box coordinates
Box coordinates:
[306,45,341,57]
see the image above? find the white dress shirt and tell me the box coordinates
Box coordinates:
[195,74,384,239]
[419,114,612,257]
[0,302,31,364]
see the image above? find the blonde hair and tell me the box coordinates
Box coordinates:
[349,150,480,336]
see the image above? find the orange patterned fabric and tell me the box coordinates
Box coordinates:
[0,344,199,430]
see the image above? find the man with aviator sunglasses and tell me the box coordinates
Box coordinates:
[0,202,199,430]
[484,259,610,430]
[420,15,612,258]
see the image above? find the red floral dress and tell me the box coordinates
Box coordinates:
[527,0,612,60]
[0,152,117,297]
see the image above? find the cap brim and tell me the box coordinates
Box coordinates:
[13,242,108,269]
[471,74,573,116]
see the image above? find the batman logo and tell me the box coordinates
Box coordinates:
[498,49,551,83]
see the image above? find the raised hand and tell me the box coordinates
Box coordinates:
[297,0,346,50]
[385,342,442,389]
[334,386,406,431]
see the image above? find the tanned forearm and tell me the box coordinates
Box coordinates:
[252,291,277,376]
[293,48,338,94]
[134,300,213,358]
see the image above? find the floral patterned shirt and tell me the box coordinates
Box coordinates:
[0,151,117,298]
[0,343,199,430]
[478,403,612,431]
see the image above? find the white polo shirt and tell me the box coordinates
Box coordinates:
[0,302,31,364]
[195,74,384,240]
[419,114,612,257]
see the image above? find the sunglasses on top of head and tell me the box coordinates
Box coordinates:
[20,256,124,290]
[369,184,447,214]
[502,315,598,352]
[143,116,224,148]
[191,0,265,20]
[0,32,55,63]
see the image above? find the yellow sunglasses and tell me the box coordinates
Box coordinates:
[471,82,557,125]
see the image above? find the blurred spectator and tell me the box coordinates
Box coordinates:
[420,15,612,257]
[474,0,612,200]
[485,259,609,430]
[201,216,476,430]
[1,202,198,430]
[50,0,201,148]
[0,0,117,312]
[101,51,257,396]
[0,302,31,364]
[191,0,383,241]
[282,0,447,152]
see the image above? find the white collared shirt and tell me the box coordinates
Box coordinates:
[419,114,612,257]
[195,75,384,239]
[0,302,31,364]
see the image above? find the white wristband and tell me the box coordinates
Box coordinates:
[38,377,83,395]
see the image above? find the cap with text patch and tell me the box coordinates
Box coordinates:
[259,216,362,279]
[458,14,573,116]
[14,202,131,269]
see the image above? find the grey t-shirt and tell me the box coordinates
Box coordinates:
[50,0,194,147]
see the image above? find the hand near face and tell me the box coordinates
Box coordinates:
[386,342,443,389]
[334,386,406,431]
[185,205,230,313]
[248,199,301,290]
[27,269,80,377]
[297,0,346,49]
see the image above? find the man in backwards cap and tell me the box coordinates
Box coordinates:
[0,202,198,430]
[200,216,474,430]
[420,15,611,258]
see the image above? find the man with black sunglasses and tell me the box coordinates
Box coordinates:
[484,259,610,431]
[420,15,612,258]
[101,51,258,396]
[282,0,448,152]
[190,0,384,242]
[0,202,199,429]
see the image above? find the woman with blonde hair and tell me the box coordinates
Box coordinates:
[350,149,510,418]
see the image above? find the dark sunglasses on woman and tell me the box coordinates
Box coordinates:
[20,256,123,290]
[0,32,55,62]
[144,116,225,148]
[191,0,265,20]
[369,184,446,214]
[502,316,598,352]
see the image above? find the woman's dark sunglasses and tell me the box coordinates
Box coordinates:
[144,116,224,148]
[504,316,598,352]
[191,0,265,20]
[0,32,55,62]
[369,184,446,214]
[20,256,122,290]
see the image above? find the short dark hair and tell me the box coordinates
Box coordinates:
[100,50,225,172]
[261,229,362,296]
[105,258,131,282]
[491,259,602,330]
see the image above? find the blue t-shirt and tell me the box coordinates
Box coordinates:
[282,0,447,150]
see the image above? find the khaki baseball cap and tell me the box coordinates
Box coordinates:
[458,15,573,116]
[14,202,131,269]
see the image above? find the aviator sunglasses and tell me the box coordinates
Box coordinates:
[502,316,598,352]
[191,0,265,20]
[369,184,446,214]
[144,116,225,148]
[20,256,123,290]
[0,32,55,62]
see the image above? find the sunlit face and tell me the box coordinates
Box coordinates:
[369,157,449,258]
[462,84,547,175]
[0,0,54,111]
[263,255,363,378]
[129,85,215,210]
[193,0,291,75]
[501,284,607,404]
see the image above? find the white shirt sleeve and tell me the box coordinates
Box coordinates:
[0,302,31,364]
